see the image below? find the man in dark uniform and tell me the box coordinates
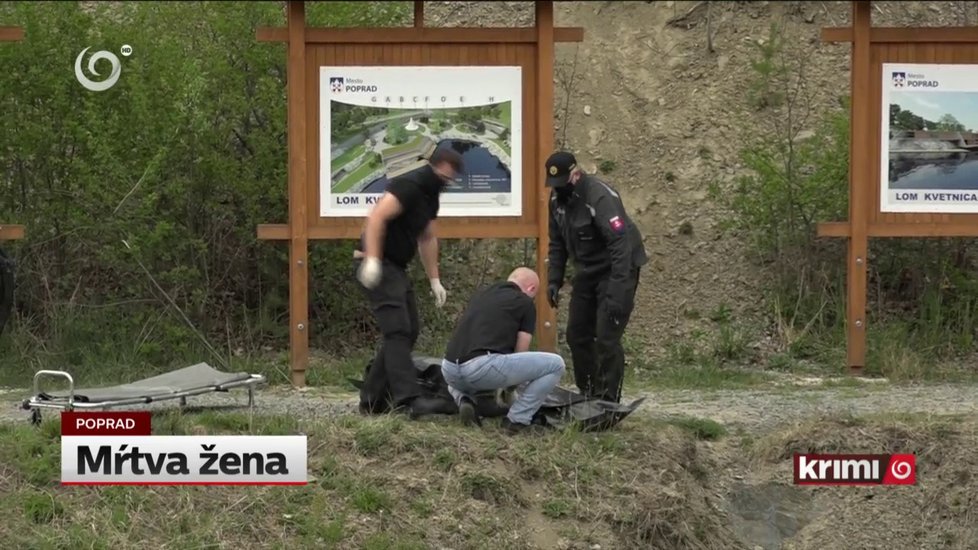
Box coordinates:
[355,147,464,417]
[544,151,648,404]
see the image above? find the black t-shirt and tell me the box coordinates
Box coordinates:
[360,164,442,269]
[444,281,537,363]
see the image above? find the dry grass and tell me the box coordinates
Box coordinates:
[0,410,742,550]
[746,412,978,550]
[749,411,962,464]
[3,408,978,549]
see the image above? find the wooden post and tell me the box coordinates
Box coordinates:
[847,1,871,374]
[0,26,24,42]
[0,226,25,241]
[414,1,424,28]
[1,27,24,244]
[535,1,558,352]
[286,1,309,387]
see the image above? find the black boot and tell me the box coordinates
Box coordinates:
[358,398,390,416]
[500,417,551,435]
[408,396,456,418]
[457,396,482,427]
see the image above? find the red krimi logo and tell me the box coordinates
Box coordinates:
[793,453,916,485]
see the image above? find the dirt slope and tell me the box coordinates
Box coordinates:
[425,0,978,354]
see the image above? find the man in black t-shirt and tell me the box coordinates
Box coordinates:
[441,267,567,434]
[355,147,463,418]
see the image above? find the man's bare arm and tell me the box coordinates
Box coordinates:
[515,331,532,353]
[363,193,404,260]
[417,220,439,280]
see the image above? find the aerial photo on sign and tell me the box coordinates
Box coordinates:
[320,66,523,217]
[881,63,978,213]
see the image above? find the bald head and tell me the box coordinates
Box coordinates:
[508,267,540,298]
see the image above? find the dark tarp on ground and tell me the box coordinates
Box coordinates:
[0,247,13,336]
[349,355,645,432]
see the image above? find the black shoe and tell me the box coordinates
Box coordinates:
[408,396,455,418]
[530,411,551,427]
[473,393,510,418]
[457,397,482,427]
[358,400,388,415]
[501,417,549,435]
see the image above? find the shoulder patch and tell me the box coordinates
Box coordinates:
[609,216,625,235]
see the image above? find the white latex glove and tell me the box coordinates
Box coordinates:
[357,257,382,289]
[430,278,447,308]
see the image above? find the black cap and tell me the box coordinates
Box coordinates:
[545,151,577,187]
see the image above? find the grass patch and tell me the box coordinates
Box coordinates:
[382,134,425,158]
[663,416,727,441]
[490,137,511,156]
[495,101,512,128]
[334,158,382,193]
[750,411,968,464]
[542,498,573,519]
[620,323,776,390]
[331,143,366,170]
[631,361,775,390]
[0,408,739,548]
[350,484,392,513]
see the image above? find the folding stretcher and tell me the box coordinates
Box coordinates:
[21,362,266,425]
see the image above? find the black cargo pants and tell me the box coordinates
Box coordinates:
[565,267,640,403]
[355,258,422,410]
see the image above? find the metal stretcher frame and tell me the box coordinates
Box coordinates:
[21,366,266,425]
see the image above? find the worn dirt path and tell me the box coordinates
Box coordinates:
[3,380,976,432]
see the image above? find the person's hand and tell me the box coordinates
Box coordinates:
[547,283,560,309]
[357,257,382,289]
[606,300,624,327]
[430,278,447,308]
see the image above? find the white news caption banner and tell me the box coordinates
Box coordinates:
[61,435,307,484]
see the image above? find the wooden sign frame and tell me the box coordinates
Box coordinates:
[818,0,978,372]
[0,25,24,243]
[256,1,584,386]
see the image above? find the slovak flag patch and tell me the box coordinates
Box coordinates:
[609,216,625,234]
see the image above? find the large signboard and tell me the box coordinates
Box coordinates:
[319,66,523,218]
[881,63,978,213]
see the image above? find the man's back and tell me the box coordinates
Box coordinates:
[445,281,536,363]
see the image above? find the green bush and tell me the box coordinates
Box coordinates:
[0,2,534,383]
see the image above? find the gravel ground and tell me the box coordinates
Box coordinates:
[3,380,976,433]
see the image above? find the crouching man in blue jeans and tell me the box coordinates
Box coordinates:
[441,267,566,434]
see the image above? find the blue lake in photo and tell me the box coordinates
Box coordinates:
[362,139,512,194]
[889,152,978,190]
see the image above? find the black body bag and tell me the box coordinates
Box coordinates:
[348,354,645,432]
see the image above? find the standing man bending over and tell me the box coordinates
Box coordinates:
[355,148,464,418]
[441,267,566,434]
[544,151,648,404]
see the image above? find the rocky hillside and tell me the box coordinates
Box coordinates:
[426,1,978,354]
